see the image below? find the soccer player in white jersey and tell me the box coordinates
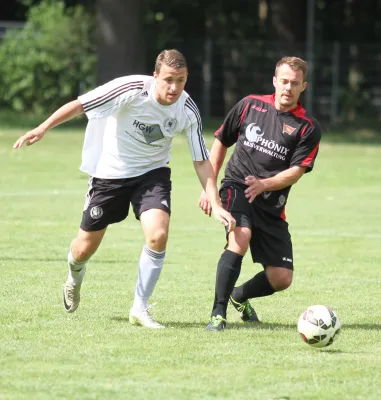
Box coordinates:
[13,49,236,329]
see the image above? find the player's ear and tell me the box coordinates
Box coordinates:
[272,76,277,89]
[153,71,158,78]
[301,81,308,92]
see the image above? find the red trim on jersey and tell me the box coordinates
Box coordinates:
[292,107,314,128]
[301,143,319,166]
[247,93,314,130]
[280,208,286,220]
[239,102,250,124]
[214,124,224,137]
[300,125,308,137]
[246,94,275,107]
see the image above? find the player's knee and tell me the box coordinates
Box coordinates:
[273,277,292,291]
[71,246,92,263]
[267,269,293,291]
[71,240,96,262]
[227,228,251,255]
[146,228,168,250]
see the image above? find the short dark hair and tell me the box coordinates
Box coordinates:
[154,49,188,73]
[275,56,308,81]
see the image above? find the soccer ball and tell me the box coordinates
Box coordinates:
[297,305,341,348]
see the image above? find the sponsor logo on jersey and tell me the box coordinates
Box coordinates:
[245,123,265,142]
[132,120,164,144]
[164,118,178,132]
[141,91,148,97]
[243,122,290,161]
[252,105,268,112]
[283,123,296,135]
[90,206,103,219]
[262,191,271,199]
[161,199,169,208]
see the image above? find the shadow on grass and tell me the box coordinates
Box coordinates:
[110,316,207,329]
[228,322,381,331]
[228,322,296,330]
[109,318,381,333]
[1,256,127,264]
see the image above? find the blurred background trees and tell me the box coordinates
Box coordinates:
[1,0,381,125]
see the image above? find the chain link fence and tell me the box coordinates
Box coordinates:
[1,20,380,124]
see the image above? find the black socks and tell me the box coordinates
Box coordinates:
[232,270,275,302]
[212,250,243,318]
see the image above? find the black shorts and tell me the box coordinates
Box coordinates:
[80,167,172,232]
[220,183,293,270]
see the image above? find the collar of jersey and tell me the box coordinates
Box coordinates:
[272,93,303,114]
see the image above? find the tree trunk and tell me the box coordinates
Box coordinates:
[96,0,145,84]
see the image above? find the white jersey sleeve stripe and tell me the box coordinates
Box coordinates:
[185,98,209,160]
[82,81,144,112]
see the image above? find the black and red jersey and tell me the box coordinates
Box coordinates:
[215,93,322,218]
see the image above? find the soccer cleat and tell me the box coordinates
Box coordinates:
[129,306,165,329]
[205,315,227,331]
[229,295,260,323]
[63,266,86,313]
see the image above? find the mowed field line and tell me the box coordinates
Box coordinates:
[3,218,381,239]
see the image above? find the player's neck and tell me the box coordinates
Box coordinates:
[274,100,299,113]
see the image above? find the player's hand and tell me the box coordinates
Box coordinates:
[244,175,266,203]
[212,206,236,233]
[198,190,212,216]
[13,127,46,149]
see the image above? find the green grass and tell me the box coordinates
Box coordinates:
[1,127,381,399]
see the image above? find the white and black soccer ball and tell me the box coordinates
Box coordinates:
[297,305,341,348]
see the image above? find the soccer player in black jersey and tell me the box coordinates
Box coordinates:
[199,56,322,331]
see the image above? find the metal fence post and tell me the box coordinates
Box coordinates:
[202,37,212,120]
[331,41,340,123]
[306,0,315,114]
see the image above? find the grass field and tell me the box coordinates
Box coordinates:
[1,126,381,399]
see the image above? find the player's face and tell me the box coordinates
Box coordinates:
[154,64,188,105]
[273,64,307,111]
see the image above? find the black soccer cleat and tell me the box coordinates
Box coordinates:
[205,315,227,332]
[229,295,260,323]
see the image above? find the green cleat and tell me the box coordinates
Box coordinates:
[205,315,227,331]
[229,295,260,323]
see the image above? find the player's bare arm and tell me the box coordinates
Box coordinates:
[198,138,228,216]
[193,159,236,232]
[13,99,84,149]
[245,165,307,203]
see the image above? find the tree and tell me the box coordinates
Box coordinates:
[96,0,146,84]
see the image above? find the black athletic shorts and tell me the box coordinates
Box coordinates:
[220,182,294,270]
[80,167,171,232]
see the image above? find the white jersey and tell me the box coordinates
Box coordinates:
[78,75,209,178]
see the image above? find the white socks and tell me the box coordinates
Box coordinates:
[132,245,165,311]
[67,246,164,311]
[67,250,87,284]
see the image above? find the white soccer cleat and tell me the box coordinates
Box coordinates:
[129,306,165,329]
[63,266,86,313]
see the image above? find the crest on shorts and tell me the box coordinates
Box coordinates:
[282,123,296,135]
[164,118,177,132]
[90,206,103,220]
